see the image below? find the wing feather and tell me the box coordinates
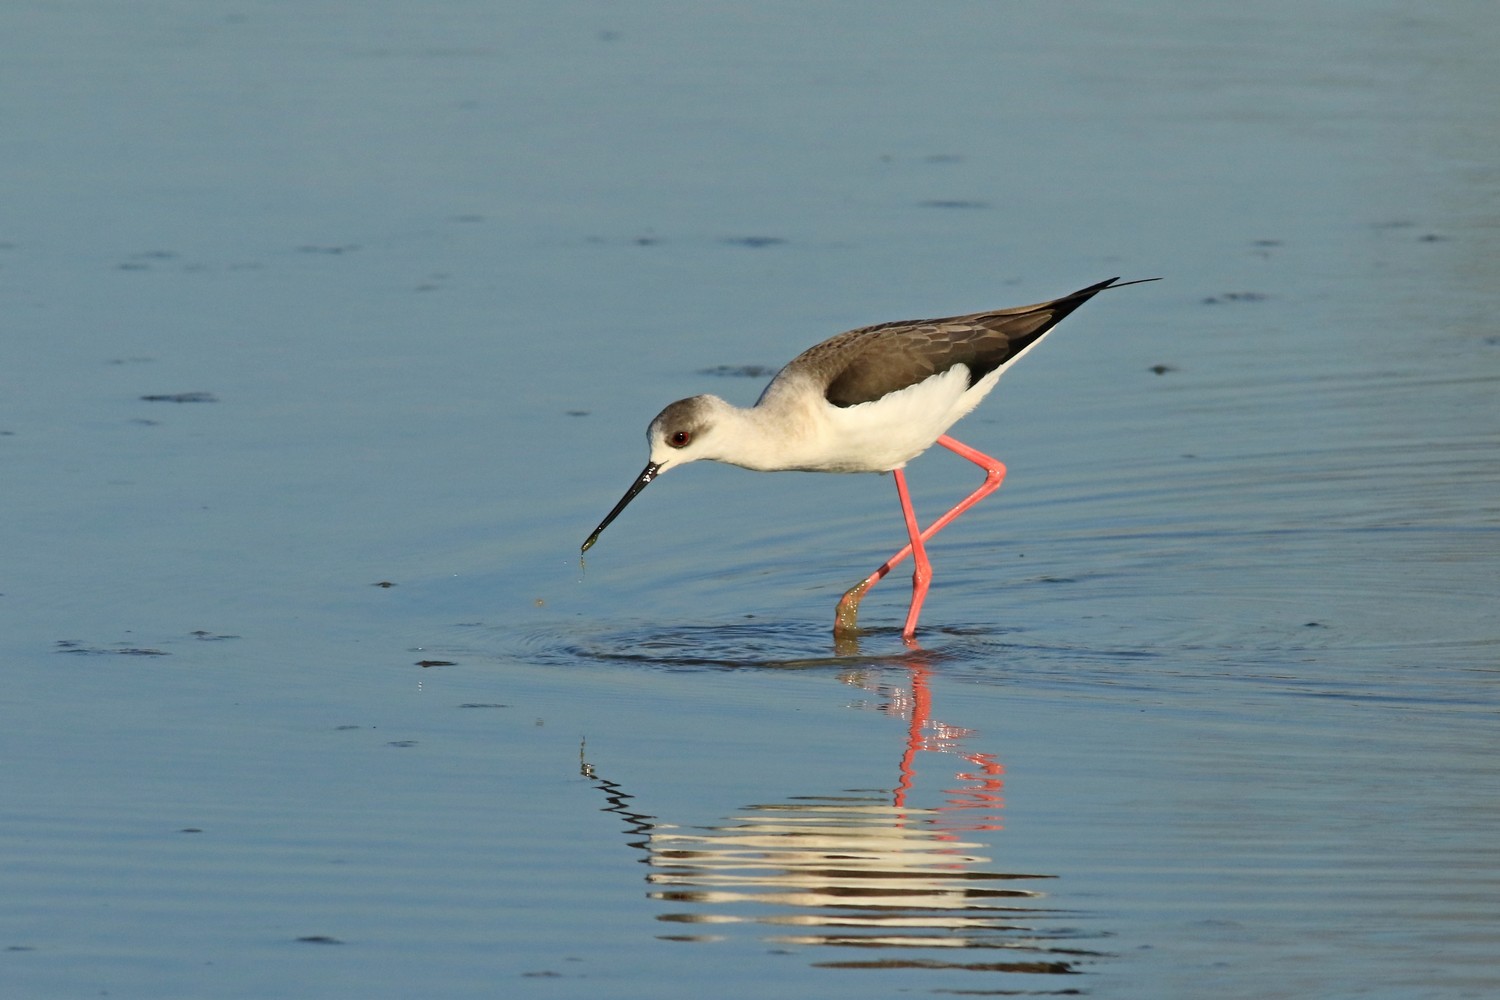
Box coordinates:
[795,277,1132,408]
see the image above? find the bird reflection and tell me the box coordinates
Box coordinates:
[582,658,1107,980]
[850,659,1005,824]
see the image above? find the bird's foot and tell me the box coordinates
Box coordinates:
[834,580,869,637]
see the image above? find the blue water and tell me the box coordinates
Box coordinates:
[3,2,1497,998]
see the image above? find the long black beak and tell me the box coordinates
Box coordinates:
[581,462,661,553]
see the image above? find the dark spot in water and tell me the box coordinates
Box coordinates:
[191,630,239,641]
[448,214,484,223]
[722,236,786,248]
[632,236,660,246]
[179,828,203,834]
[296,935,344,945]
[297,244,359,254]
[334,724,363,731]
[1201,292,1268,305]
[140,392,217,403]
[697,364,776,378]
[372,581,396,588]
[1251,239,1283,247]
[522,970,563,978]
[459,703,510,709]
[919,199,990,209]
[417,659,455,668]
[55,640,169,656]
[386,740,418,748]
[1150,364,1176,375]
[1304,621,1325,628]
[924,153,964,163]
[117,250,180,270]
[565,409,590,417]
[1417,233,1449,242]
[107,357,154,365]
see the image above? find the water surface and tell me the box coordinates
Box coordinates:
[3,2,1497,998]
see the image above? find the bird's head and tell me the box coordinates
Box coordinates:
[644,394,730,473]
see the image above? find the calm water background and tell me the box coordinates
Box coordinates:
[3,2,1497,998]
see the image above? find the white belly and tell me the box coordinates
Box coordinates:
[802,366,994,472]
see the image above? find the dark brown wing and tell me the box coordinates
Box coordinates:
[803,277,1141,408]
[814,320,1005,407]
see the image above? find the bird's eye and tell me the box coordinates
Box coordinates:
[669,430,692,448]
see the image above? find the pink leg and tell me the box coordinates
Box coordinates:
[893,468,931,639]
[833,435,1008,637]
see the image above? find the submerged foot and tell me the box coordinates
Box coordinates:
[833,580,869,636]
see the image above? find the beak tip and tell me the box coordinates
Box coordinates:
[581,460,658,557]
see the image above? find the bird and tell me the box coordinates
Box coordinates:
[581,276,1156,639]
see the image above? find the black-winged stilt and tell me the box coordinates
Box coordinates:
[582,276,1156,639]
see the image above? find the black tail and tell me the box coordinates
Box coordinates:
[965,275,1160,383]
